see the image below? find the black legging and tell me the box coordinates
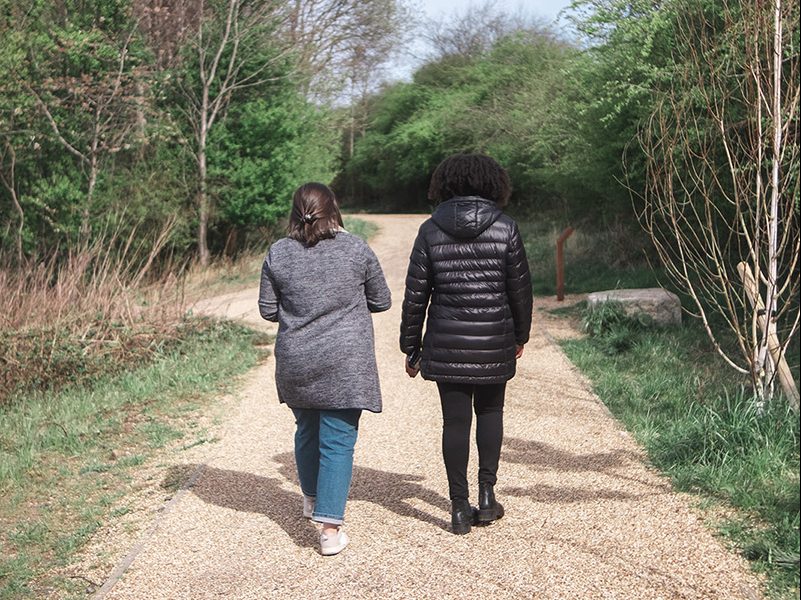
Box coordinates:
[437,382,506,502]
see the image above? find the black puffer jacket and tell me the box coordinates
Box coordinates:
[400,196,533,384]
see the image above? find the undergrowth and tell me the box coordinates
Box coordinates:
[0,230,184,403]
[516,216,660,295]
[564,305,800,598]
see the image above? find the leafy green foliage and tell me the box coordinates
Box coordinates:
[0,0,343,262]
[340,31,582,212]
[209,93,338,231]
[338,6,683,219]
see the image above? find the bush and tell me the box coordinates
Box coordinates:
[582,301,651,355]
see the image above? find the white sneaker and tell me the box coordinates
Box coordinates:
[303,495,315,519]
[320,527,349,556]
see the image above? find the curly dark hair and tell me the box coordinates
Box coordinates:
[427,153,512,206]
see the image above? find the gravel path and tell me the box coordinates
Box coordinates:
[95,214,761,599]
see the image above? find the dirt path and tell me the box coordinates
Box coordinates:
[92,214,761,599]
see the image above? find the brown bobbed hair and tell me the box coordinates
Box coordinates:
[287,182,344,247]
[427,153,512,207]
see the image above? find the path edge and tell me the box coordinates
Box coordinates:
[92,463,208,599]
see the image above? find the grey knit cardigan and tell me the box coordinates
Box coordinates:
[258,232,391,413]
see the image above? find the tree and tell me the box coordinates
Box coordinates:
[208,88,339,251]
[26,0,147,237]
[563,0,677,216]
[637,0,800,408]
[162,0,413,263]
[168,0,292,265]
[286,0,411,100]
[339,15,576,212]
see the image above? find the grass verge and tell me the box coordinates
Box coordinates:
[560,306,800,598]
[343,215,379,241]
[0,318,267,599]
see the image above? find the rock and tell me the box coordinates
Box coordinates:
[586,288,682,327]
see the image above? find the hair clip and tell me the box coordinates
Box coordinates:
[302,213,314,223]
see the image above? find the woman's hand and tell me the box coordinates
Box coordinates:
[405,359,420,378]
[515,344,524,359]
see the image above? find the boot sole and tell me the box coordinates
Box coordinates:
[476,505,504,523]
[451,523,471,535]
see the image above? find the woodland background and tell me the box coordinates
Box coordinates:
[0,1,799,596]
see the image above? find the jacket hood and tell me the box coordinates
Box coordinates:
[431,196,502,239]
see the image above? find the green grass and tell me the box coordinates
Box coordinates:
[516,217,662,295]
[343,215,379,241]
[0,318,264,599]
[562,311,800,598]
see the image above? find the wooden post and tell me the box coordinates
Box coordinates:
[556,227,574,301]
[737,262,799,411]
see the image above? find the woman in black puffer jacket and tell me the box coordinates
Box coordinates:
[400,154,532,535]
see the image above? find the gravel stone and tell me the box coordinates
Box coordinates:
[85,215,760,600]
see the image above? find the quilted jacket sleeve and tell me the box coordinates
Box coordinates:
[399,225,433,356]
[506,221,533,345]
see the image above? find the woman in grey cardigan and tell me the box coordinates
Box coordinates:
[258,182,391,555]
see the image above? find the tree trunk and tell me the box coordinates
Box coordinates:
[223,225,238,257]
[197,144,210,266]
[349,102,355,158]
[0,143,25,262]
[135,77,148,158]
[82,154,98,239]
[10,188,24,263]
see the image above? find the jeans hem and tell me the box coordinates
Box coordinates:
[312,514,344,525]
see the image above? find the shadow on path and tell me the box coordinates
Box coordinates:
[167,437,671,549]
[503,436,640,472]
[273,452,451,531]
[165,464,320,549]
[499,437,672,503]
[165,453,452,551]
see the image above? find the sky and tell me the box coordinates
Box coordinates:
[388,0,575,81]
[420,0,573,23]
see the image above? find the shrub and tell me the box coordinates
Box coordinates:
[582,301,651,355]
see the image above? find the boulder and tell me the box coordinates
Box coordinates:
[586,288,682,327]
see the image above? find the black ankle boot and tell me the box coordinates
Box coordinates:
[450,499,474,535]
[477,482,504,523]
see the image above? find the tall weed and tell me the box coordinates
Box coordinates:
[0,221,184,401]
[582,301,652,355]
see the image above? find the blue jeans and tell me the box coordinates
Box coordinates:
[291,408,361,525]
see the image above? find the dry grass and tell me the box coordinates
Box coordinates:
[182,251,264,303]
[0,223,187,402]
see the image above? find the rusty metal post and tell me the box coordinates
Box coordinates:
[556,227,574,301]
